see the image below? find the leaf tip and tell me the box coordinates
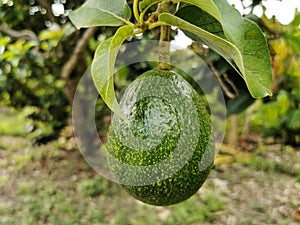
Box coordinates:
[251,88,273,99]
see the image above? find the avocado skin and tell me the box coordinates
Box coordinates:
[107,70,214,206]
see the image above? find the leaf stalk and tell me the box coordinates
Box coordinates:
[133,0,141,23]
[158,0,172,70]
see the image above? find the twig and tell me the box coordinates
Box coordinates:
[36,0,57,23]
[0,25,37,41]
[223,73,239,97]
[61,27,98,80]
[202,46,238,99]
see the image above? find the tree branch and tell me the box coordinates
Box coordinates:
[35,0,57,23]
[61,27,98,80]
[202,47,238,99]
[0,25,38,41]
[223,73,239,97]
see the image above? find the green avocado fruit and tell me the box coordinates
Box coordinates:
[107,69,214,206]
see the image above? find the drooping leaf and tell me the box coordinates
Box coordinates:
[69,0,132,29]
[158,13,244,76]
[208,52,256,115]
[139,0,162,12]
[91,25,134,116]
[213,0,272,98]
[175,0,273,98]
[239,19,273,98]
[211,0,244,45]
[176,5,225,38]
[179,0,221,21]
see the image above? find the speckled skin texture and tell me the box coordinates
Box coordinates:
[107,70,214,206]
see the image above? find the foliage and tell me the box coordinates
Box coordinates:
[250,13,300,145]
[76,177,111,197]
[69,0,272,117]
[0,111,299,224]
[0,128,225,225]
[0,0,94,143]
[0,0,297,145]
[0,0,299,223]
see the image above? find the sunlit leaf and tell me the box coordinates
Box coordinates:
[176,5,225,38]
[179,0,221,21]
[240,19,272,98]
[69,0,132,29]
[91,25,134,116]
[213,0,272,98]
[159,13,244,76]
[175,0,273,98]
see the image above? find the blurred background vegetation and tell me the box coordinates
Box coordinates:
[0,0,299,224]
[0,0,299,145]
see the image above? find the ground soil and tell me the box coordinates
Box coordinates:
[0,135,299,225]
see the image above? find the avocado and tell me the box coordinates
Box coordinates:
[107,69,214,206]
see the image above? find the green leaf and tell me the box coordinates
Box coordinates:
[240,19,273,98]
[211,0,244,45]
[69,0,132,29]
[213,0,272,98]
[176,5,225,38]
[91,25,134,116]
[179,0,221,21]
[158,13,244,76]
[175,0,272,98]
[139,0,162,12]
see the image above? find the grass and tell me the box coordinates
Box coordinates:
[0,136,226,225]
[244,156,292,174]
[251,203,267,213]
[76,177,111,197]
[2,175,225,225]
[240,146,299,177]
[0,131,226,225]
[297,170,300,183]
[0,140,298,225]
[0,108,299,225]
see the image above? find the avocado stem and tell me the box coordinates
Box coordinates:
[158,1,171,70]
